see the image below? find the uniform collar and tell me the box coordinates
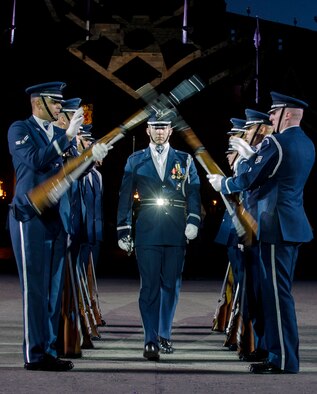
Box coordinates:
[149,142,170,156]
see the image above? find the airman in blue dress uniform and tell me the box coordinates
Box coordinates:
[117,111,201,360]
[8,82,84,371]
[214,118,247,290]
[54,97,88,357]
[55,103,109,354]
[76,126,107,328]
[208,92,315,373]
[235,109,273,362]
[213,118,247,348]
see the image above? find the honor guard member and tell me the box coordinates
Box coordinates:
[212,118,245,338]
[213,120,246,297]
[77,125,105,272]
[56,108,109,353]
[54,97,87,358]
[77,126,107,327]
[117,111,201,361]
[231,110,273,362]
[8,82,84,371]
[212,118,246,342]
[55,98,84,239]
[76,125,109,337]
[57,107,109,251]
[208,92,315,374]
[215,118,247,289]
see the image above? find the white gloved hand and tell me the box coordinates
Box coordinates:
[229,136,255,159]
[118,236,134,253]
[185,223,198,240]
[92,143,112,162]
[207,174,224,192]
[65,107,84,139]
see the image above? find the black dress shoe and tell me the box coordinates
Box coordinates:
[24,361,44,371]
[158,336,174,354]
[143,342,160,361]
[24,354,74,371]
[249,361,293,374]
[240,348,268,362]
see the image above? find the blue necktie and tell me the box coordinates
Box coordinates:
[43,121,50,130]
[156,145,164,154]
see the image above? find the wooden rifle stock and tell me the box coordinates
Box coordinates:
[211,261,234,332]
[236,269,255,357]
[176,125,258,245]
[26,109,149,215]
[76,264,95,348]
[81,262,101,338]
[223,282,240,348]
[87,252,105,326]
[61,252,83,356]
[237,318,255,358]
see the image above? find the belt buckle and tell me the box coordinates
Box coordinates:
[156,198,169,206]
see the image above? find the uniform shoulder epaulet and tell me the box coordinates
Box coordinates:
[174,149,192,158]
[129,149,146,159]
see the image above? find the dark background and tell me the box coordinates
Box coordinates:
[1,0,316,280]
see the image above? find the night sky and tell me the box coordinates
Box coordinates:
[226,0,317,31]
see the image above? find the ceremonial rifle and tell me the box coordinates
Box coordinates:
[174,118,257,245]
[223,269,255,354]
[236,268,255,357]
[87,252,106,326]
[81,262,101,338]
[211,261,233,332]
[76,263,95,348]
[61,250,83,356]
[223,282,240,349]
[26,75,204,215]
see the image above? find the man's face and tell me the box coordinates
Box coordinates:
[146,124,172,145]
[269,108,284,132]
[243,125,258,145]
[37,97,63,121]
[76,136,91,153]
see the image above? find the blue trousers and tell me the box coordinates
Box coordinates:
[259,241,299,373]
[135,245,185,346]
[9,211,67,363]
[244,243,266,351]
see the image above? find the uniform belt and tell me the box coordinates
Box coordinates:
[140,198,186,208]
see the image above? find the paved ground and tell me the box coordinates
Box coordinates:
[0,273,317,393]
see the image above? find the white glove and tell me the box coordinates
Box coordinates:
[118,236,134,253]
[185,224,198,240]
[65,107,84,139]
[229,136,255,159]
[92,143,112,162]
[207,174,224,192]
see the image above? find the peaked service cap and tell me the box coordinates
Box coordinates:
[62,97,82,112]
[244,109,271,127]
[25,81,66,102]
[268,91,308,113]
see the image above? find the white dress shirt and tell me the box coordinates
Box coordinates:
[149,142,170,181]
